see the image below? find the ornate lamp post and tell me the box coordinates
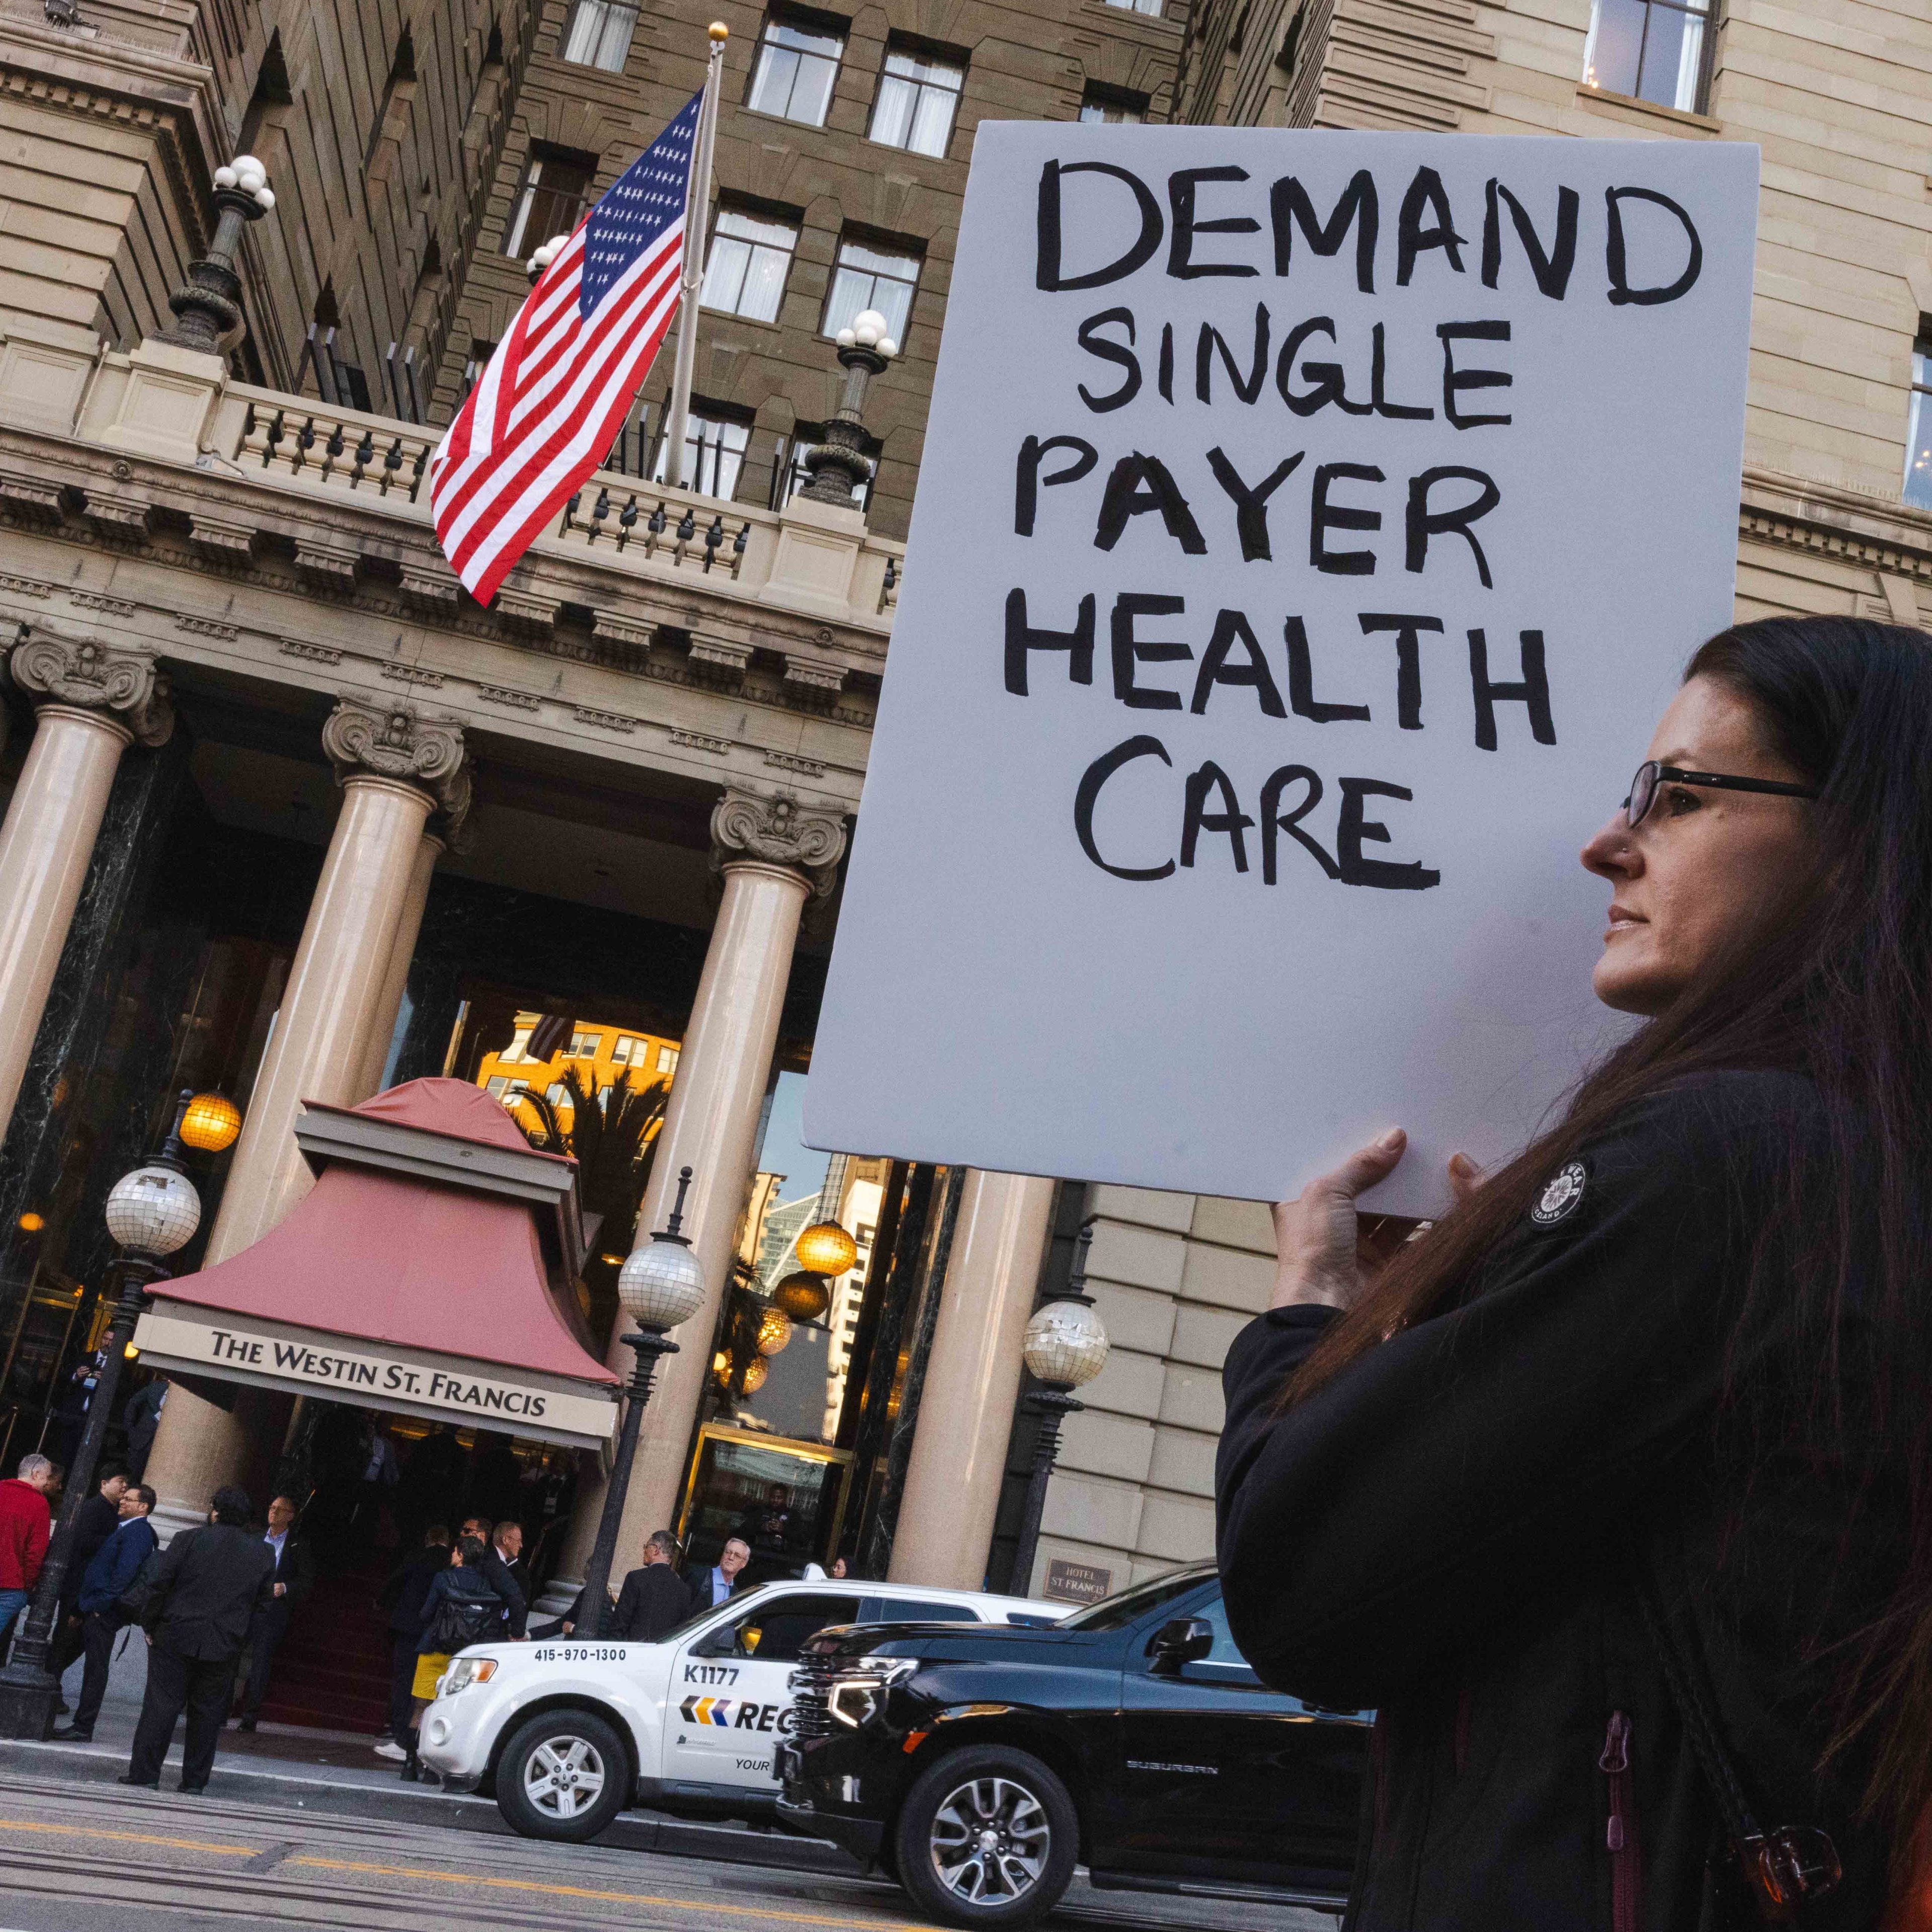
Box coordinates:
[1008,1222,1110,1598]
[799,308,898,508]
[158,154,276,356]
[576,1168,708,1637]
[0,1093,207,1738]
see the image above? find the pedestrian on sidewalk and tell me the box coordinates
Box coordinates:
[124,1484,274,1793]
[373,1523,450,1762]
[1218,616,1932,1930]
[53,1482,156,1742]
[402,1533,502,1783]
[0,1453,54,1651]
[478,1518,528,1641]
[234,1493,316,1731]
[608,1532,692,1642]
[122,1377,167,1483]
[49,1468,129,1697]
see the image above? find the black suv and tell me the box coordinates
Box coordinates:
[775,1564,1366,1927]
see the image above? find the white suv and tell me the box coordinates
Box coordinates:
[417,1578,1063,1842]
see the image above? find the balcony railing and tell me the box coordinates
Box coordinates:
[206,381,902,630]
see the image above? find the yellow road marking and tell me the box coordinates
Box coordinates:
[1,1814,922,1928]
[288,1854,923,1927]
[0,1817,255,1857]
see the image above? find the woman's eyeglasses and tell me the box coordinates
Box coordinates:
[1623,761,1819,830]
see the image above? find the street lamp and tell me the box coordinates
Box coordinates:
[576,1168,707,1637]
[798,309,897,508]
[0,1092,205,1738]
[1008,1222,1110,1599]
[526,234,569,288]
[158,153,276,356]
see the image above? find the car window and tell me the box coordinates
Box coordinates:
[863,1595,980,1624]
[1186,1591,1262,1680]
[731,1591,863,1662]
[1061,1569,1207,1633]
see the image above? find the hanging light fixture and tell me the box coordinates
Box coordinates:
[178,1092,243,1153]
[772,1270,832,1322]
[742,1356,769,1395]
[794,1220,857,1277]
[755,1304,793,1356]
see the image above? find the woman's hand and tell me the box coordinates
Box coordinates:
[1271,1129,1408,1312]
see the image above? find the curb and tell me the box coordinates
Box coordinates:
[0,1738,863,1873]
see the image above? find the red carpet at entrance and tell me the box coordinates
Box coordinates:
[254,1560,393,1734]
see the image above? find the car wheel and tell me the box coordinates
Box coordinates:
[495,1709,629,1842]
[892,1743,1079,1928]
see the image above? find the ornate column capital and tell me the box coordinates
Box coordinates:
[9,630,174,747]
[710,787,849,898]
[321,695,472,844]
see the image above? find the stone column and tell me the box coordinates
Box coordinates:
[0,633,172,1148]
[354,827,446,1098]
[549,789,846,1606]
[143,699,468,1537]
[888,1172,1057,1591]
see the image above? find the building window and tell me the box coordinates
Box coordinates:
[1907,326,1932,512]
[485,1075,509,1097]
[507,149,597,258]
[823,234,920,346]
[657,1044,679,1074]
[654,411,752,498]
[1080,86,1146,123]
[702,207,799,323]
[869,47,964,157]
[747,14,844,127]
[1103,0,1164,18]
[560,0,638,71]
[568,1028,604,1059]
[1581,0,1711,114]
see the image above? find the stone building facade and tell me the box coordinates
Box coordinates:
[0,0,1929,1643]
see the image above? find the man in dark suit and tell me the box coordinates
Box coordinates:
[49,1468,127,1695]
[235,1493,316,1730]
[478,1519,529,1641]
[53,1483,156,1742]
[124,1485,275,1793]
[609,1532,693,1642]
[373,1523,451,1760]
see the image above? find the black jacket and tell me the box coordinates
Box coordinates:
[143,1522,277,1661]
[1216,1073,1904,1932]
[258,1526,316,1615]
[379,1544,453,1636]
[416,1566,505,1655]
[611,1563,692,1642]
[681,1563,745,1612]
[62,1492,123,1606]
[475,1547,527,1639]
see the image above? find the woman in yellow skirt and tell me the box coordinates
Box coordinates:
[403,1533,504,1783]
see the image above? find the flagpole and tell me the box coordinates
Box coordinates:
[663,23,728,491]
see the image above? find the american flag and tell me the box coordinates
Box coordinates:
[430,91,703,604]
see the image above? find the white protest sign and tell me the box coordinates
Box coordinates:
[806,127,1759,1214]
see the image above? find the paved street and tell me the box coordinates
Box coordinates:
[0,1755,1339,1932]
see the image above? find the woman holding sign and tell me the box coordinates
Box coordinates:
[1217,614,1928,1931]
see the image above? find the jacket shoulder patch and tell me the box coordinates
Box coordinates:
[1530,1160,1588,1227]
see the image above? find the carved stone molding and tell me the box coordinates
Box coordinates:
[10,630,173,746]
[710,787,848,897]
[321,695,471,843]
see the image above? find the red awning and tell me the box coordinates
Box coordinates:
[133,1079,620,1448]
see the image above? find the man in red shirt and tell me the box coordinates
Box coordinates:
[0,1453,55,1648]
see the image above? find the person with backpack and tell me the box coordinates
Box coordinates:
[52,1483,156,1742]
[402,1534,503,1783]
[1217,616,1929,1929]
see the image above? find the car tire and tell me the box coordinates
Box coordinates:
[495,1709,630,1842]
[892,1743,1079,1929]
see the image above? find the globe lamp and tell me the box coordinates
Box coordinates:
[179,1092,242,1153]
[773,1271,832,1323]
[794,1220,858,1278]
[104,1165,202,1257]
[755,1305,793,1357]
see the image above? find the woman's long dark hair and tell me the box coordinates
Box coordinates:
[1283,615,1932,1846]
